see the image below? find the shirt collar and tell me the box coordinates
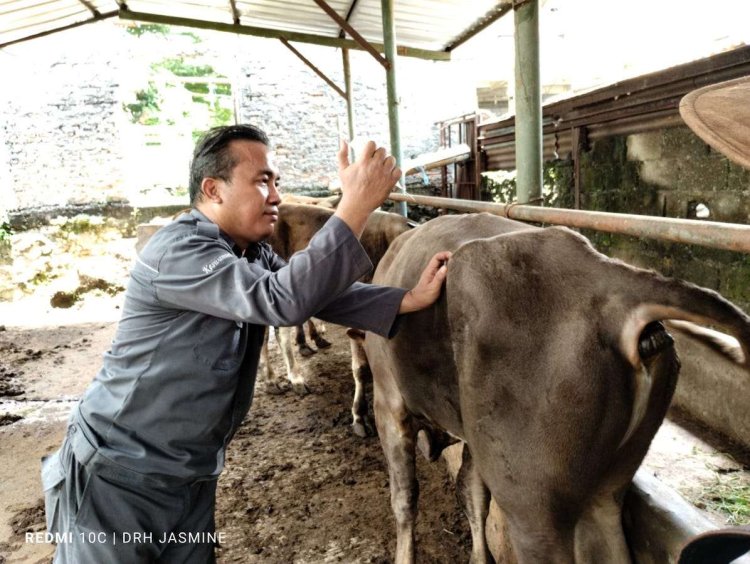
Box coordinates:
[189,208,263,260]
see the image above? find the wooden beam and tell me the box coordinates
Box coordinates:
[571,126,587,210]
[117,9,451,61]
[313,0,389,69]
[279,38,346,99]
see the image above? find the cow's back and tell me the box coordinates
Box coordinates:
[368,214,535,436]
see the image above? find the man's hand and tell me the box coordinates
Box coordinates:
[334,139,402,238]
[399,251,452,314]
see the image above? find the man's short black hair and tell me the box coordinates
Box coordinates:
[189,124,270,205]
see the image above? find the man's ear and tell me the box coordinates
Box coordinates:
[201,177,222,204]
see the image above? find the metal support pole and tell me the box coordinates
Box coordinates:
[381,0,407,217]
[513,0,542,205]
[342,48,355,142]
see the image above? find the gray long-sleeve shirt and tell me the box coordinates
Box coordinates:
[72,209,405,484]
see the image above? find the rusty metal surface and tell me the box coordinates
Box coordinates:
[388,192,750,254]
[476,45,750,171]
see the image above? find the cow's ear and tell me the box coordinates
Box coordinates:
[201,177,222,203]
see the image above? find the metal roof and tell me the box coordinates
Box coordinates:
[0,0,512,55]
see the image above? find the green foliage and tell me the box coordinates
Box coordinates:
[215,83,232,96]
[482,169,516,203]
[698,477,750,525]
[126,24,170,37]
[122,82,161,124]
[125,23,203,43]
[0,222,12,242]
[192,95,209,106]
[155,58,216,77]
[53,215,105,235]
[482,162,567,207]
[180,32,203,43]
[211,105,233,127]
[184,82,210,94]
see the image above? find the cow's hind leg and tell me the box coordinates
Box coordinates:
[295,323,317,357]
[374,382,419,564]
[308,319,332,349]
[278,326,311,395]
[259,327,288,394]
[503,514,575,564]
[457,446,495,564]
[347,329,376,437]
[575,326,679,564]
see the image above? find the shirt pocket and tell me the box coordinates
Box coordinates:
[193,319,244,372]
[41,451,66,534]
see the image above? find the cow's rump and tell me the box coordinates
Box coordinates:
[364,213,750,564]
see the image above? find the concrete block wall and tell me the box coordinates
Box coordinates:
[1,20,474,218]
[572,126,750,312]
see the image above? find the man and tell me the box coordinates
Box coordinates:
[41,124,450,563]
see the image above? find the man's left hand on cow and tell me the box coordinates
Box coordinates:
[399,250,451,313]
[39,124,450,564]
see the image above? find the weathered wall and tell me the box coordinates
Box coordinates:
[1,21,473,218]
[571,126,750,312]
[1,24,128,213]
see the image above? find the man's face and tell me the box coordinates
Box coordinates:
[212,140,281,249]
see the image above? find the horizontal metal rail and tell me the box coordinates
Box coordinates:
[387,193,750,254]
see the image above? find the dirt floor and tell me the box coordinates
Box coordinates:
[0,227,748,563]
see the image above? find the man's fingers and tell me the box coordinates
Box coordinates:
[390,166,402,183]
[338,139,350,171]
[426,251,452,274]
[356,140,377,162]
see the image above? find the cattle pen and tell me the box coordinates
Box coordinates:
[3,0,750,561]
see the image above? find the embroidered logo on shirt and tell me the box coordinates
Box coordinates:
[202,253,233,274]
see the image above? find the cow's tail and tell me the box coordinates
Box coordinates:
[663,320,746,364]
[615,269,750,448]
[618,272,750,370]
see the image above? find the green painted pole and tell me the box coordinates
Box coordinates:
[342,48,355,142]
[381,0,407,217]
[514,0,542,205]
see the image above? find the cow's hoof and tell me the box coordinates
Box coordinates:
[313,336,332,349]
[351,421,368,438]
[298,344,316,357]
[351,417,376,438]
[291,381,311,396]
[265,381,289,395]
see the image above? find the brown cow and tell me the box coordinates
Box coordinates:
[360,213,750,563]
[261,202,412,435]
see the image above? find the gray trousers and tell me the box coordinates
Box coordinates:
[42,434,218,563]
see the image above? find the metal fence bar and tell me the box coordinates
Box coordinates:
[387,192,750,254]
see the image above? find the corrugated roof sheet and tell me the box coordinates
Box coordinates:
[0,0,511,52]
